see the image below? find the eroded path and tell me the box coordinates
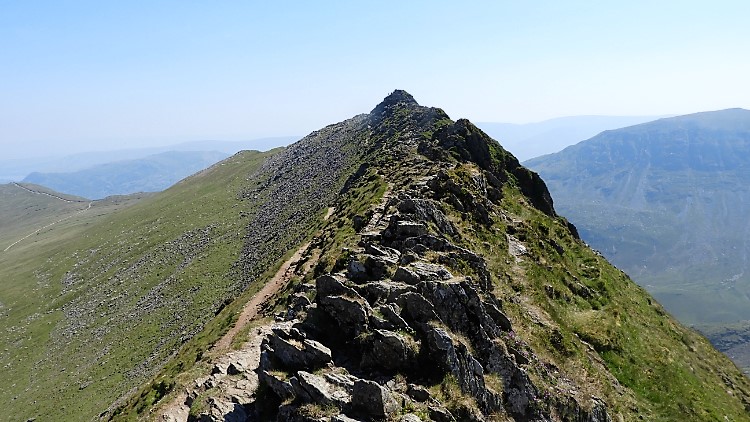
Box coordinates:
[156,207,334,421]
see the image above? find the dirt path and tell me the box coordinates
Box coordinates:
[155,207,334,421]
[3,200,93,252]
[213,206,334,351]
[213,239,312,351]
[12,182,88,203]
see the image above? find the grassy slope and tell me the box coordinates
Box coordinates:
[0,183,91,244]
[436,129,750,420]
[0,150,276,421]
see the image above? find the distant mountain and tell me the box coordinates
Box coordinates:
[0,136,298,182]
[526,108,750,364]
[23,150,230,199]
[477,115,665,161]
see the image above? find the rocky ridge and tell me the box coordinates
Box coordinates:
[121,91,750,421]
[254,174,610,421]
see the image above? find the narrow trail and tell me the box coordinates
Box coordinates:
[11,182,88,203]
[214,206,334,351]
[156,207,335,421]
[361,183,394,235]
[3,184,94,252]
[213,239,312,351]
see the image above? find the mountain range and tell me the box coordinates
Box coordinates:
[22,150,230,199]
[1,93,749,421]
[526,108,750,369]
[0,137,297,183]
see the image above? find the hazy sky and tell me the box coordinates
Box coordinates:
[2,1,749,159]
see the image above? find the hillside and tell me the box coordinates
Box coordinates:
[0,150,284,420]
[94,92,750,422]
[526,109,750,367]
[22,150,230,199]
[1,183,88,246]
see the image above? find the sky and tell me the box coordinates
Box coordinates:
[1,1,749,159]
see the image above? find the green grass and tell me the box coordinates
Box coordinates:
[0,150,278,421]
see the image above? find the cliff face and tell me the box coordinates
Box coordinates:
[116,92,750,422]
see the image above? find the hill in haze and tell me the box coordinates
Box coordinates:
[22,150,230,199]
[476,115,665,161]
[0,136,298,183]
[3,93,750,421]
[526,108,750,369]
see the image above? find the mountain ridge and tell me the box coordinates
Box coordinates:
[108,92,750,421]
[3,93,750,421]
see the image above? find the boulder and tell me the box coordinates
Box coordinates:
[317,274,361,299]
[210,363,228,375]
[267,332,332,370]
[361,329,416,371]
[406,384,431,402]
[362,242,401,262]
[393,266,420,284]
[194,398,248,422]
[394,220,428,238]
[291,370,351,408]
[258,370,295,401]
[319,295,371,338]
[356,280,415,305]
[422,325,459,377]
[396,196,457,236]
[428,406,456,422]
[324,372,359,393]
[377,303,412,332]
[418,280,502,340]
[410,262,453,281]
[348,259,369,281]
[226,361,245,375]
[351,380,400,419]
[397,292,440,324]
[363,254,395,279]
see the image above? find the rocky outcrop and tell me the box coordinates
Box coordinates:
[254,177,611,421]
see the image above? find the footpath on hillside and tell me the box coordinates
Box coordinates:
[3,183,93,252]
[156,206,336,421]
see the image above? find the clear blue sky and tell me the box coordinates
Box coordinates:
[2,1,749,158]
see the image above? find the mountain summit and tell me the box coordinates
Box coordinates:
[3,93,750,421]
